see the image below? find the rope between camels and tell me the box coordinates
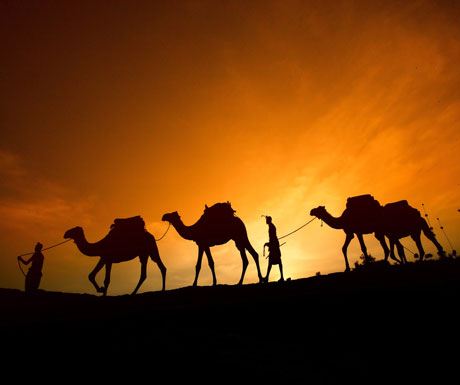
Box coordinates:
[155,222,171,241]
[402,244,415,255]
[278,217,317,240]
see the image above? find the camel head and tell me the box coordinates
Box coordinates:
[64,226,84,240]
[162,211,181,223]
[310,206,327,219]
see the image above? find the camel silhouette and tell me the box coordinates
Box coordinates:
[162,202,263,286]
[64,216,166,295]
[309,195,392,271]
[310,195,445,271]
[381,200,445,262]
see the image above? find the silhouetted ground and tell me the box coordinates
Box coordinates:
[2,259,459,383]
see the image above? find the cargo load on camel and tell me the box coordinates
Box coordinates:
[110,215,146,233]
[383,200,422,223]
[201,202,236,222]
[346,194,382,212]
[106,216,147,246]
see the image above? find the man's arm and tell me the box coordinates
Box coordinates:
[18,255,33,265]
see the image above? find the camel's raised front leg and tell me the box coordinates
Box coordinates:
[88,258,105,294]
[204,248,217,286]
[193,247,204,287]
[237,247,249,285]
[132,255,148,295]
[342,233,354,272]
[100,262,112,296]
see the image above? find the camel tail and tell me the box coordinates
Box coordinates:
[421,218,435,238]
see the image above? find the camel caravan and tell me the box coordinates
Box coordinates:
[63,195,446,295]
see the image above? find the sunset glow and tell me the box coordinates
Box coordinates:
[1,1,459,294]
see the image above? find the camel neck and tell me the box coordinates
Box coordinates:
[74,234,101,256]
[320,211,343,230]
[170,218,194,241]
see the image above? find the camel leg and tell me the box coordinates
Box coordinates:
[375,232,390,261]
[388,238,401,264]
[88,258,105,294]
[101,262,112,296]
[412,234,425,261]
[193,247,204,287]
[244,240,263,282]
[356,233,369,261]
[151,253,167,291]
[237,247,249,285]
[342,233,354,272]
[395,241,406,264]
[204,248,217,286]
[132,255,148,295]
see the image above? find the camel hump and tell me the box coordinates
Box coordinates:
[202,202,236,221]
[346,194,382,211]
[384,200,420,217]
[110,215,146,233]
[384,200,409,210]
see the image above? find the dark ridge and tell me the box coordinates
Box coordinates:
[3,259,459,382]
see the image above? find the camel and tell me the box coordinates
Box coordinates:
[381,200,445,263]
[308,194,400,271]
[64,217,166,295]
[162,202,263,286]
[310,202,391,272]
[310,196,445,271]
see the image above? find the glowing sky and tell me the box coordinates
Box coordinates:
[1,1,459,294]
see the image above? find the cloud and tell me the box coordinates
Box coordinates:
[0,148,95,239]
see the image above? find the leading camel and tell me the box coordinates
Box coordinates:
[64,223,167,295]
[162,203,263,286]
[310,196,445,271]
[309,200,391,272]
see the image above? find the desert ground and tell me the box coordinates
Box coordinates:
[2,259,459,382]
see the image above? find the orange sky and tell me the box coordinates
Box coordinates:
[1,1,460,294]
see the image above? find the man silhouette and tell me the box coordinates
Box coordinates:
[264,216,284,283]
[18,242,44,293]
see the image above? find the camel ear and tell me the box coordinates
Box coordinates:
[205,204,209,209]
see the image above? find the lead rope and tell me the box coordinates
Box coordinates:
[155,222,171,241]
[277,217,318,240]
[16,239,72,258]
[16,239,72,276]
[17,259,26,277]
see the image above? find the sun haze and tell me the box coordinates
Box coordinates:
[1,1,459,294]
